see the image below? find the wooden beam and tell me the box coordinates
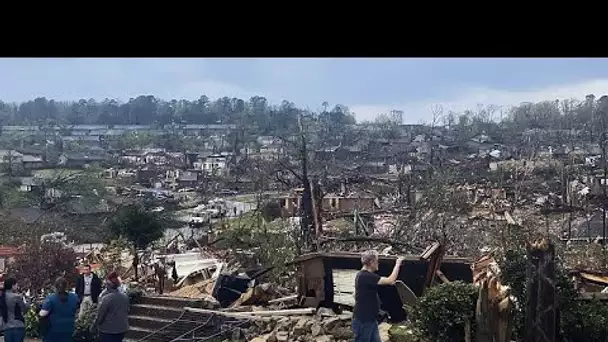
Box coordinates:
[420,242,441,260]
[436,269,450,283]
[184,307,316,317]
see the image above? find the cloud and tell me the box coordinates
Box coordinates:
[351,78,608,123]
[166,79,258,101]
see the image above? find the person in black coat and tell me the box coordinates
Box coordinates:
[75,265,102,319]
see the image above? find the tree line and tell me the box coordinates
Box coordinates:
[2,94,608,139]
[0,96,355,134]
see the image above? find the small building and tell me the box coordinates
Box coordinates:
[277,194,377,217]
[61,135,102,148]
[202,154,228,176]
[323,195,376,213]
[257,135,277,146]
[21,154,44,169]
[0,150,23,165]
[0,246,22,272]
[121,149,168,166]
[58,153,106,168]
[18,177,42,192]
[178,170,201,188]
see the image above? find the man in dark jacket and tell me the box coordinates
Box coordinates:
[75,264,102,319]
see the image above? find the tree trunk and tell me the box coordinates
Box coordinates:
[525,239,556,342]
[298,115,315,250]
[132,247,139,281]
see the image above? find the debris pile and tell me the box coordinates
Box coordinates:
[244,308,355,342]
[169,278,215,298]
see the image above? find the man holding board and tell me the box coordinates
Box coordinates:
[353,250,404,342]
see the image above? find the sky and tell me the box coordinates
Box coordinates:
[1,58,608,123]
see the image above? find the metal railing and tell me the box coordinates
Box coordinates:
[135,297,250,342]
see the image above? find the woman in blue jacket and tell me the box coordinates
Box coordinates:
[39,277,79,342]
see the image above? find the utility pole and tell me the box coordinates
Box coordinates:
[603,131,607,246]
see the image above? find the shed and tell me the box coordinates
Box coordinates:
[294,251,472,322]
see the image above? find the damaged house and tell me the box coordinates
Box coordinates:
[58,153,107,168]
[277,193,377,218]
[295,251,472,322]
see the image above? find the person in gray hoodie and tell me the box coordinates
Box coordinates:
[1,278,29,342]
[96,272,129,342]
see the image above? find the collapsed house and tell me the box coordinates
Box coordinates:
[294,250,472,322]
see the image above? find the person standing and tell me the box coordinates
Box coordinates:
[352,250,404,342]
[1,278,29,342]
[75,264,102,319]
[39,277,79,342]
[154,261,167,295]
[99,276,126,300]
[96,272,129,342]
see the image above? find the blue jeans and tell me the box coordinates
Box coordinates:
[43,332,73,342]
[352,318,381,342]
[4,327,25,342]
[100,332,125,342]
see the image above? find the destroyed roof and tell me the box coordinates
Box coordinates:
[316,146,340,153]
[178,172,198,182]
[0,150,23,158]
[22,155,43,162]
[0,246,21,257]
[19,177,42,186]
[62,152,107,161]
[15,148,45,156]
[324,193,377,199]
[61,135,101,142]
[123,148,166,156]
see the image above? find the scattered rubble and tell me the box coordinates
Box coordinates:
[239,307,355,342]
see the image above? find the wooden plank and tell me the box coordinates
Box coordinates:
[394,280,417,309]
[184,307,316,317]
[422,243,444,294]
[504,211,517,225]
[268,295,298,304]
[420,242,440,260]
[436,270,450,283]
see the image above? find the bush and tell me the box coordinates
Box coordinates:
[411,281,478,342]
[24,305,40,338]
[73,303,99,342]
[10,241,79,295]
[127,287,144,305]
[561,299,608,342]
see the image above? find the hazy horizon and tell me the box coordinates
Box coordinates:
[1,58,607,123]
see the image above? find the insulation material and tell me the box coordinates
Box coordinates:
[332,269,358,307]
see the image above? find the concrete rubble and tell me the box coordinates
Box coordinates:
[244,308,356,342]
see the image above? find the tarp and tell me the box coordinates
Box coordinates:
[156,252,219,279]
